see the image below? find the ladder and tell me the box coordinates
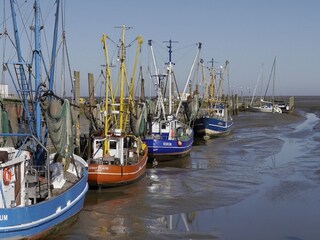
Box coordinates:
[13,63,36,135]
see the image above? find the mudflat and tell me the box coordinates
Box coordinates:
[51,96,320,240]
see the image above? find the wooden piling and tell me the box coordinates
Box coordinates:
[87,73,95,159]
[73,71,80,155]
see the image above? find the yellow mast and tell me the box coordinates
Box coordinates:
[101,25,142,146]
[129,36,143,100]
[101,34,111,155]
[125,35,143,125]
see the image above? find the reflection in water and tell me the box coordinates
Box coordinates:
[159,211,202,232]
[266,138,300,168]
[153,154,211,169]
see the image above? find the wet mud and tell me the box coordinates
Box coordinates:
[49,96,320,240]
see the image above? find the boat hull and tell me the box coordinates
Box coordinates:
[194,117,233,137]
[88,149,148,187]
[143,135,193,161]
[250,105,282,113]
[0,172,88,239]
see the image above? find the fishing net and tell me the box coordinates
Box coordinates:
[0,98,9,146]
[189,93,199,122]
[130,102,147,137]
[43,99,74,170]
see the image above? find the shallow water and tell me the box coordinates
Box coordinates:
[49,98,320,240]
[157,113,320,240]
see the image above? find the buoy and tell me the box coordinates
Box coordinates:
[3,167,12,186]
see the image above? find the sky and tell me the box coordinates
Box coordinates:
[1,0,320,97]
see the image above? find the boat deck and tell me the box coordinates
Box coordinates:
[51,171,80,196]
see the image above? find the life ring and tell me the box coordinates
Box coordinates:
[3,167,12,186]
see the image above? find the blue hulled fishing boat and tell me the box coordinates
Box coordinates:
[142,40,201,161]
[143,114,194,160]
[194,102,233,137]
[0,1,88,238]
[193,60,233,138]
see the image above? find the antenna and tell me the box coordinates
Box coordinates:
[208,58,218,69]
[163,39,178,64]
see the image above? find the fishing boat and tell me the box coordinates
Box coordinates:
[0,0,88,239]
[193,60,233,138]
[87,26,148,188]
[142,40,200,161]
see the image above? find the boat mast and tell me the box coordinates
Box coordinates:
[164,39,178,115]
[263,57,276,102]
[208,58,216,105]
[175,42,202,118]
[272,56,276,112]
[9,0,35,135]
[119,25,127,132]
[148,40,166,119]
[216,60,229,102]
[34,0,42,140]
[250,64,264,107]
[101,34,111,155]
[49,0,60,92]
[129,35,143,104]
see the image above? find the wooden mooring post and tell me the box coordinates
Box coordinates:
[87,73,95,159]
[73,71,81,155]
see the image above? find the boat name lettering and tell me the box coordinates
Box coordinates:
[0,215,8,221]
[98,166,109,171]
[90,166,109,171]
[163,142,172,146]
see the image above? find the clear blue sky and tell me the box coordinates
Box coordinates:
[2,0,320,96]
[65,0,320,96]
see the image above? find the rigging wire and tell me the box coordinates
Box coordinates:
[1,0,7,85]
[152,41,167,66]
[40,4,53,77]
[16,0,34,63]
[2,1,32,70]
[62,0,75,98]
[60,1,66,97]
[174,43,199,64]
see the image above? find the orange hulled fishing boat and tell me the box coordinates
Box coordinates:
[87,25,148,188]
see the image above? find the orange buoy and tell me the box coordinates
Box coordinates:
[3,167,12,186]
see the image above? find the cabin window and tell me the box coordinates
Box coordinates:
[124,137,132,148]
[161,123,166,129]
[176,127,184,137]
[109,141,117,149]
